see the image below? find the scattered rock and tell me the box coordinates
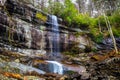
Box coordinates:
[86,56,120,80]
[23,76,45,80]
[81,72,90,80]
[9,62,46,74]
[14,59,20,63]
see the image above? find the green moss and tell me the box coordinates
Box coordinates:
[62,51,75,56]
[74,32,82,37]
[65,70,77,75]
[91,48,97,52]
[71,46,80,54]
[112,27,120,37]
[36,12,47,22]
[94,33,104,43]
[62,41,81,56]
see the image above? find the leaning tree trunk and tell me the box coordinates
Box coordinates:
[103,13,119,54]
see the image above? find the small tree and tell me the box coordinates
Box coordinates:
[61,0,78,25]
[103,12,119,54]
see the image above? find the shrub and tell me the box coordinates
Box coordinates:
[112,27,120,37]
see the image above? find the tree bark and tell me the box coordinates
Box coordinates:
[103,13,119,54]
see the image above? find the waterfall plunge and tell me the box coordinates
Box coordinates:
[48,15,61,58]
[51,15,60,54]
[46,61,63,75]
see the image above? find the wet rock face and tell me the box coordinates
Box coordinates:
[60,33,68,51]
[0,13,46,55]
[0,17,46,50]
[45,31,69,52]
[0,0,94,55]
[0,9,92,53]
[17,20,32,48]
[31,28,45,49]
[0,0,6,6]
[69,34,93,51]
[97,37,120,50]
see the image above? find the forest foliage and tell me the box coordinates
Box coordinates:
[43,0,120,43]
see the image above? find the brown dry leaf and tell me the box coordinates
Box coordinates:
[3,72,22,79]
[33,60,47,65]
[23,76,45,80]
[91,54,108,61]
[60,75,68,80]
[108,50,116,57]
[24,76,27,80]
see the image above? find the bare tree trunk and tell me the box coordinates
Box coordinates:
[103,13,119,54]
[40,0,45,10]
[98,20,102,33]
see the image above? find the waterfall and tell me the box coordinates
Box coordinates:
[41,15,63,75]
[48,15,60,58]
[51,15,60,53]
[46,61,63,74]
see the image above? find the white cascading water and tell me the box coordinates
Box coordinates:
[46,61,63,74]
[47,15,62,60]
[51,15,60,57]
[43,15,63,75]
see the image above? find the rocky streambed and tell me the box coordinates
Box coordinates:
[0,47,120,80]
[0,48,67,80]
